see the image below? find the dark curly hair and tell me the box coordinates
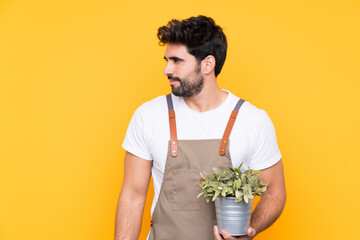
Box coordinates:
[157,15,227,77]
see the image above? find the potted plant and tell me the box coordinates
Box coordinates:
[197,163,269,236]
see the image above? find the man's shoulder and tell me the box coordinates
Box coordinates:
[228,91,265,119]
[242,101,265,115]
[133,94,168,117]
[142,94,167,108]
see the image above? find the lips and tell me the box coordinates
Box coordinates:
[169,79,179,85]
[168,75,181,81]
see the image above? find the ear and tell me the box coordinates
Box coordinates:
[201,55,216,75]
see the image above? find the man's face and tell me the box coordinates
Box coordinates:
[163,44,204,97]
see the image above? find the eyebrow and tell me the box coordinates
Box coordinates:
[164,56,184,62]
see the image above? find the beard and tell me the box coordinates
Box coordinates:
[168,65,204,97]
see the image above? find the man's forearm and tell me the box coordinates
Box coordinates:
[250,193,286,235]
[114,196,145,240]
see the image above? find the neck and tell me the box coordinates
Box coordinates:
[183,77,228,112]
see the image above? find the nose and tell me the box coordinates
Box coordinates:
[163,62,173,76]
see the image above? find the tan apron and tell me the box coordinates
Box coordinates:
[149,94,245,240]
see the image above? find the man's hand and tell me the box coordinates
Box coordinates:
[213,225,256,240]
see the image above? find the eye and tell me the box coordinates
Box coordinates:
[165,57,183,63]
[172,57,183,63]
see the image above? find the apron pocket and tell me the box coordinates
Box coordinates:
[171,168,201,211]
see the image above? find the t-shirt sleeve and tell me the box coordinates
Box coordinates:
[250,110,282,170]
[122,104,153,161]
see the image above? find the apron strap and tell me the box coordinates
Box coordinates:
[219,99,245,156]
[166,94,178,157]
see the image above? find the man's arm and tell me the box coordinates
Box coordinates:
[250,158,286,235]
[115,151,152,240]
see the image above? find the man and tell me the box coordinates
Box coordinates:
[115,15,286,240]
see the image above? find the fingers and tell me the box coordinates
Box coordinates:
[217,227,256,240]
[220,229,235,239]
[247,227,256,237]
[213,225,223,240]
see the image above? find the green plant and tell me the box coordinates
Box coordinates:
[197,163,269,203]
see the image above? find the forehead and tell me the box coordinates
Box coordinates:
[164,44,194,59]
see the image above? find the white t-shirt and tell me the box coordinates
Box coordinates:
[122,90,282,215]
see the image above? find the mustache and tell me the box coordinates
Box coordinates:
[167,75,181,82]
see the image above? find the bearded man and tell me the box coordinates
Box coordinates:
[115,15,286,240]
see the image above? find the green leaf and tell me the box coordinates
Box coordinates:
[235,179,241,190]
[212,182,221,188]
[215,190,220,197]
[213,167,221,175]
[237,162,244,169]
[197,192,204,198]
[244,195,249,203]
[248,185,253,195]
[241,175,247,183]
[247,194,254,199]
[249,176,256,185]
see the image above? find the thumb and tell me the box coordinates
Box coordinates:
[247,227,256,237]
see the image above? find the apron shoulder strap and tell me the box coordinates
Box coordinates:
[219,99,246,156]
[166,94,178,157]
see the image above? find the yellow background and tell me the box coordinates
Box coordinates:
[1,0,359,239]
